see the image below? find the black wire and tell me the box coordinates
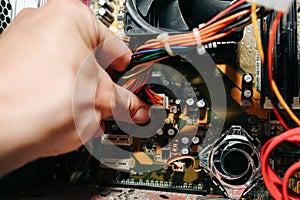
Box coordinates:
[130,51,169,66]
[218,2,251,21]
[219,7,265,33]
[262,12,296,128]
[206,1,251,26]
[219,15,252,33]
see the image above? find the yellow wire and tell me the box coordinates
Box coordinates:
[251,3,265,64]
[271,80,300,126]
[167,156,202,172]
[122,65,151,79]
[122,79,135,89]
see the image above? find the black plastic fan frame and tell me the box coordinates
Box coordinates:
[124,0,244,42]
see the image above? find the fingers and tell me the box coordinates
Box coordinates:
[14,8,35,19]
[95,72,150,124]
[112,85,150,124]
[41,0,132,72]
[94,26,132,72]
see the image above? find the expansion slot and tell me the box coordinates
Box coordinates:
[100,158,135,170]
[101,134,133,146]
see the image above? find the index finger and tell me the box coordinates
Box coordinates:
[94,21,132,72]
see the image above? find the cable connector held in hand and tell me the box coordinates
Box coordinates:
[247,0,294,13]
[157,32,176,56]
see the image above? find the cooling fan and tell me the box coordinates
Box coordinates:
[125,0,243,41]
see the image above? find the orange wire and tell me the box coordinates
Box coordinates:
[123,79,135,89]
[148,88,164,100]
[136,9,251,52]
[146,87,163,101]
[145,87,162,104]
[205,0,247,27]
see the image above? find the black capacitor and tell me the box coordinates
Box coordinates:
[242,88,253,99]
[98,0,114,13]
[242,73,254,84]
[191,136,201,145]
[156,128,164,136]
[181,146,191,155]
[99,7,115,23]
[167,127,178,136]
[241,73,254,101]
[196,99,206,108]
[98,15,111,27]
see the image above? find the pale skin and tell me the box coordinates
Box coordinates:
[0,0,150,176]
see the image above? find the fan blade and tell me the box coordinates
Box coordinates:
[136,0,155,17]
[160,0,189,31]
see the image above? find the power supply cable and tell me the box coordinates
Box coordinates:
[267,12,300,126]
[261,126,300,200]
[251,3,264,63]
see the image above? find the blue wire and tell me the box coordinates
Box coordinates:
[133,48,162,56]
[133,46,191,56]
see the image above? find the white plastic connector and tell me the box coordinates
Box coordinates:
[263,97,273,109]
[193,28,206,55]
[157,32,176,56]
[292,97,300,109]
[247,0,294,13]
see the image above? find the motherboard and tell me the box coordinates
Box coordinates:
[0,0,299,200]
[86,0,300,199]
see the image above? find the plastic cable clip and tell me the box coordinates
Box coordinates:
[246,0,294,14]
[199,23,206,29]
[157,32,176,56]
[193,28,205,55]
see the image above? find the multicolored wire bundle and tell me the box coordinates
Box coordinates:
[121,0,264,104]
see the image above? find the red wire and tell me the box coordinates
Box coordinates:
[204,0,247,28]
[261,12,300,200]
[135,72,151,94]
[272,103,290,130]
[131,78,141,92]
[145,87,163,103]
[148,88,164,100]
[283,162,300,200]
[261,127,300,200]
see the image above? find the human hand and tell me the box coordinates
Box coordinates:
[0,0,150,175]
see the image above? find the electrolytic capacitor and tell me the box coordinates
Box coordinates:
[98,0,114,13]
[98,16,111,27]
[156,128,164,136]
[186,98,195,106]
[175,99,181,105]
[243,89,253,98]
[99,7,115,23]
[181,147,191,155]
[243,73,254,83]
[191,136,201,145]
[197,99,206,108]
[181,137,190,145]
[167,127,178,136]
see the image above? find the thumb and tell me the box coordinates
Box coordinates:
[112,85,150,124]
[96,72,150,124]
